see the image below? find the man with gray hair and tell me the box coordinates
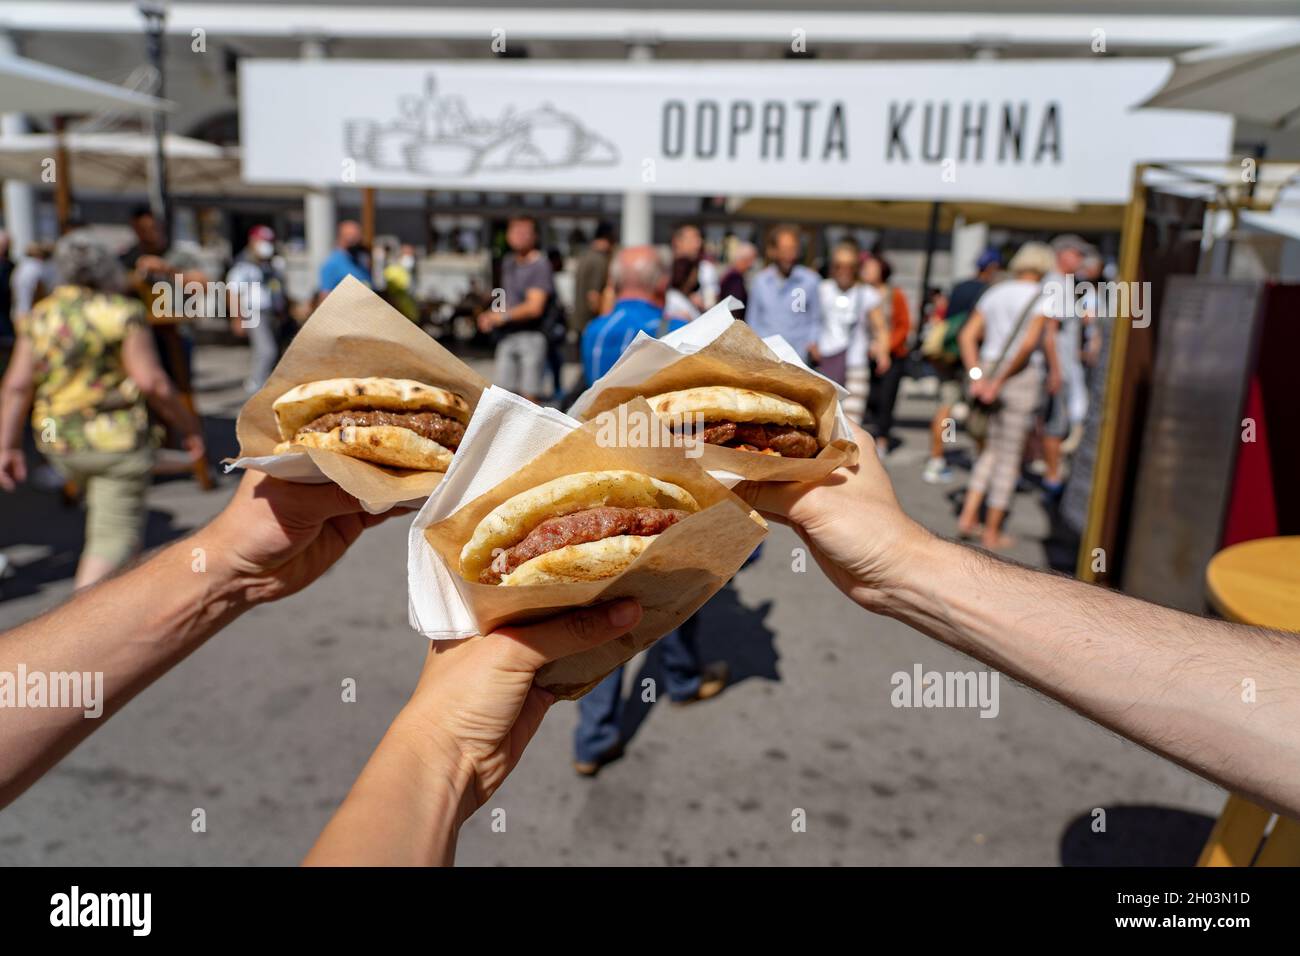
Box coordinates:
[579,244,674,384]
[574,242,728,775]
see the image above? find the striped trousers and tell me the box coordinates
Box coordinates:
[968,366,1043,511]
[844,364,870,425]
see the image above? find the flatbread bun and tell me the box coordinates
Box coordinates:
[272,376,469,440]
[275,424,455,471]
[499,535,653,586]
[647,386,816,430]
[460,469,698,582]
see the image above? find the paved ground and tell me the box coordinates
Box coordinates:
[0,341,1224,866]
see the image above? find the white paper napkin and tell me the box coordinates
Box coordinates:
[223,452,431,514]
[407,386,582,639]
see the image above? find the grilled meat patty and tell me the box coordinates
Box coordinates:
[480,506,689,585]
[690,420,818,458]
[298,408,465,449]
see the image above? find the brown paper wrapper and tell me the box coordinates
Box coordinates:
[423,398,768,699]
[233,276,489,508]
[575,319,857,481]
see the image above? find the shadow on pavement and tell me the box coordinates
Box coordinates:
[1058,805,1216,866]
[617,582,778,748]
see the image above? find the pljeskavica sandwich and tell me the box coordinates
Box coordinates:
[461,470,699,586]
[646,386,820,458]
[272,376,469,471]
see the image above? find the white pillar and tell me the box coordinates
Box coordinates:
[301,39,335,283]
[0,30,36,254]
[621,41,655,246]
[951,219,989,280]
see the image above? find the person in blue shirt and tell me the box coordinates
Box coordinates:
[316,220,372,302]
[745,223,823,358]
[574,245,729,776]
[580,245,686,383]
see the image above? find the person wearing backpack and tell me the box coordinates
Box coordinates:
[921,249,1001,484]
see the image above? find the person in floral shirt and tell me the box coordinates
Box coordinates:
[0,230,204,587]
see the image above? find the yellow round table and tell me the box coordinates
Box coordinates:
[1199,535,1300,867]
[1205,536,1300,630]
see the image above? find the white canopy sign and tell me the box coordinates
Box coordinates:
[240,59,1231,204]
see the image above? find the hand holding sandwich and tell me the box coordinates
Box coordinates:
[306,599,643,866]
[742,423,1300,819]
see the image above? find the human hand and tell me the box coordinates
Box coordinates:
[1047,371,1062,396]
[182,432,206,464]
[874,349,892,374]
[476,310,502,333]
[201,471,402,605]
[737,423,932,614]
[0,449,26,491]
[389,600,644,825]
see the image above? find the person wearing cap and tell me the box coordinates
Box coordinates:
[924,248,1001,484]
[1039,234,1093,500]
[955,241,1056,549]
[226,225,290,393]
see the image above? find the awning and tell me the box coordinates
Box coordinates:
[1139,25,1300,129]
[729,197,1125,233]
[0,55,171,115]
[0,132,297,198]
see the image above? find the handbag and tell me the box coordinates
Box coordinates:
[966,284,1042,443]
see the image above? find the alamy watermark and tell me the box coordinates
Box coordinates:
[891,663,1000,718]
[151,274,264,328]
[593,405,706,459]
[0,665,104,718]
[1042,275,1151,329]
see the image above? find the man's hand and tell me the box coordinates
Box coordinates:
[737,423,931,613]
[476,310,504,333]
[0,449,26,491]
[201,471,400,605]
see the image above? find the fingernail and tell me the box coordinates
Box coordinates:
[607,599,639,628]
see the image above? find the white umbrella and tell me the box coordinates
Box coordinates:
[0,55,171,115]
[0,131,295,197]
[1141,25,1300,129]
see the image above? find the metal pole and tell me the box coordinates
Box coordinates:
[917,201,942,323]
[139,2,170,242]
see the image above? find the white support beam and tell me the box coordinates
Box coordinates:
[2,4,1295,51]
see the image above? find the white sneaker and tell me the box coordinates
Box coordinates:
[922,457,953,484]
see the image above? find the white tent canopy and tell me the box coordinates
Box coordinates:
[0,55,171,115]
[0,131,297,197]
[1141,24,1300,129]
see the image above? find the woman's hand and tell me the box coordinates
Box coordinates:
[201,471,402,605]
[0,449,26,491]
[737,424,931,614]
[306,600,643,866]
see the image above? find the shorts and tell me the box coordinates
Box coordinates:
[49,446,153,566]
[938,373,964,409]
[494,330,548,398]
[1041,388,1070,439]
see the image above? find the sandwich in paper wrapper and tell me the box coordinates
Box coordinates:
[228,276,488,512]
[408,387,767,699]
[568,297,857,485]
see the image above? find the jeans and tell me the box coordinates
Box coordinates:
[573,614,701,763]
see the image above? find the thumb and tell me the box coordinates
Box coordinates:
[496,599,643,671]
